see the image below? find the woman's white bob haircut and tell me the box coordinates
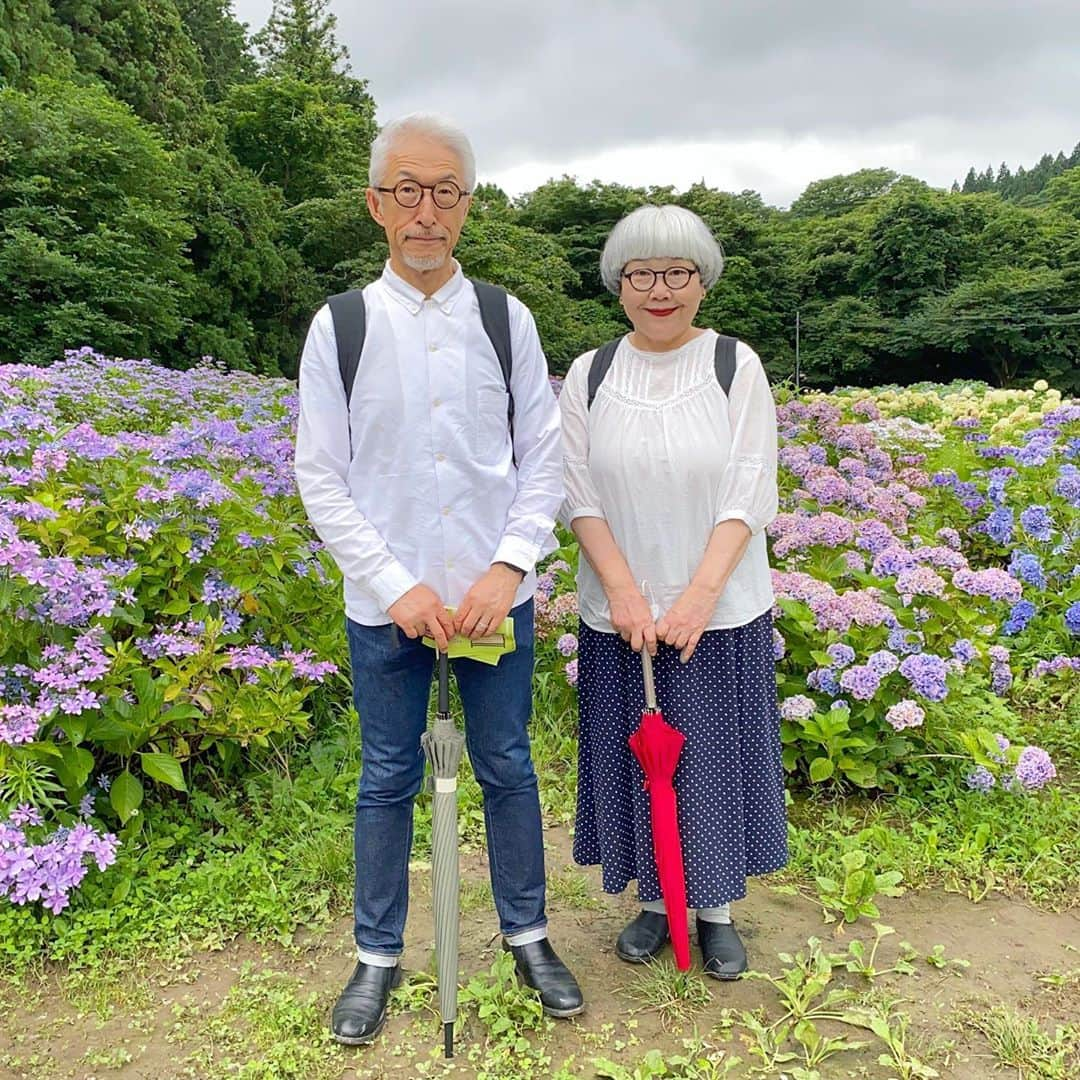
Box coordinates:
[600,204,725,295]
[368,113,477,192]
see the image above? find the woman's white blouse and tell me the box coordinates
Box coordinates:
[559,330,778,633]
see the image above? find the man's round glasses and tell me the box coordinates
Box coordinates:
[622,267,699,292]
[374,180,469,210]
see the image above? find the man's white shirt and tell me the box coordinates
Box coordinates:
[294,262,563,625]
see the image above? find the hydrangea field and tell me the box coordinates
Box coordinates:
[1,349,1077,922]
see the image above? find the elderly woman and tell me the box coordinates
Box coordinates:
[558,204,786,977]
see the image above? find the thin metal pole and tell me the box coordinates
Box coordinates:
[795,309,801,391]
[641,648,657,711]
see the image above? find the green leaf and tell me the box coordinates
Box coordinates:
[160,597,191,616]
[110,770,144,822]
[54,746,95,791]
[140,752,187,792]
[809,756,835,782]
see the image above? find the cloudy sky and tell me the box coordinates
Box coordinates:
[229,1,1080,208]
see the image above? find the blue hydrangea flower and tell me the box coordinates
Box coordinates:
[1002,600,1036,636]
[826,643,856,669]
[1019,505,1053,542]
[983,507,1014,545]
[1008,551,1047,589]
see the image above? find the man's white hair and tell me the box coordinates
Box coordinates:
[600,205,725,294]
[368,113,477,191]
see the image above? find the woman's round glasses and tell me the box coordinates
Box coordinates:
[374,180,469,210]
[622,267,699,291]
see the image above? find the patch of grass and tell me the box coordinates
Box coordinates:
[622,959,712,1030]
[548,867,602,910]
[177,966,344,1080]
[956,1003,1079,1079]
[783,766,1080,908]
[459,878,494,914]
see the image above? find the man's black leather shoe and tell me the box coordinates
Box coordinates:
[615,910,670,963]
[504,938,584,1017]
[696,918,747,980]
[330,960,403,1045]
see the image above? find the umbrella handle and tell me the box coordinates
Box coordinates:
[437,650,449,714]
[641,648,658,711]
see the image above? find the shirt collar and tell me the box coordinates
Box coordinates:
[380,260,466,315]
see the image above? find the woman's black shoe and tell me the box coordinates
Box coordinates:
[330,961,403,1045]
[615,910,670,964]
[696,918,747,980]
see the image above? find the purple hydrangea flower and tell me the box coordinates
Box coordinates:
[1013,746,1056,790]
[965,766,995,793]
[564,659,578,687]
[557,633,578,657]
[867,650,900,676]
[839,664,881,701]
[826,643,856,669]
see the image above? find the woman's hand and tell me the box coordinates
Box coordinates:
[606,583,658,655]
[656,582,719,663]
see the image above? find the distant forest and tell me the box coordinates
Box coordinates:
[955,145,1080,202]
[1,1,1078,390]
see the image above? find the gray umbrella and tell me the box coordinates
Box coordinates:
[420,650,466,1059]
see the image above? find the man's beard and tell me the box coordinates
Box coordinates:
[402,250,448,272]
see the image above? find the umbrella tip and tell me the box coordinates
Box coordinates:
[444,1021,454,1058]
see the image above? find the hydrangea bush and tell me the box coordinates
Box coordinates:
[1,351,342,892]
[3,354,1075,914]
[542,377,1075,792]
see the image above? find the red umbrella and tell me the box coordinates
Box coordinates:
[627,648,691,971]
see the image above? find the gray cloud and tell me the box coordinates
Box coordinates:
[229,1,1080,204]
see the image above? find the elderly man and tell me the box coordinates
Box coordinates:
[294,113,582,1045]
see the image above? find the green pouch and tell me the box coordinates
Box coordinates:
[422,608,516,666]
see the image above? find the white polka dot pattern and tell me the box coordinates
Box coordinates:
[573,611,788,907]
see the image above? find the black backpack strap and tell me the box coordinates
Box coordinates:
[326,288,367,407]
[713,334,739,397]
[471,277,513,404]
[470,278,516,463]
[587,336,625,410]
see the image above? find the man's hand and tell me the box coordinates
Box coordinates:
[388,584,455,651]
[455,564,522,639]
[656,582,719,663]
[606,583,657,655]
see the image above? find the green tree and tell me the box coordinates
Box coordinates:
[851,184,967,314]
[219,75,374,205]
[175,0,256,102]
[51,0,207,134]
[789,168,900,219]
[0,79,193,365]
[0,0,75,85]
[253,0,344,83]
[893,266,1080,389]
[176,136,291,372]
[515,178,648,300]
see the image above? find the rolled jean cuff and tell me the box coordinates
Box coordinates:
[356,946,401,967]
[503,920,547,947]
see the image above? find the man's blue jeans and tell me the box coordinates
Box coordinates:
[346,598,546,956]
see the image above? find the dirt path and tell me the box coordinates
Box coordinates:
[2,825,1078,1079]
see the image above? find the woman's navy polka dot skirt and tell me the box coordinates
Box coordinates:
[574,611,788,907]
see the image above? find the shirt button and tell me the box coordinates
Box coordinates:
[429,343,438,352]
[432,397,441,407]
[442,506,451,516]
[436,453,446,462]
